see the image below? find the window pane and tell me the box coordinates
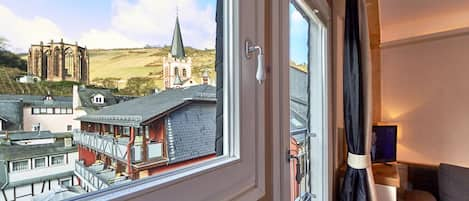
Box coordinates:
[12,161,29,172]
[0,0,223,200]
[34,158,46,168]
[51,155,64,165]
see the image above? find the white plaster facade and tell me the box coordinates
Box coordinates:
[1,152,79,201]
[22,106,80,133]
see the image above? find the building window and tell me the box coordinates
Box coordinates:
[32,108,40,114]
[92,94,105,104]
[40,108,47,113]
[182,69,187,77]
[61,108,67,114]
[12,160,29,172]
[61,179,71,187]
[51,155,64,166]
[46,108,54,114]
[34,158,46,168]
[67,125,72,131]
[66,108,73,114]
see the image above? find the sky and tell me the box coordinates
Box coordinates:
[0,0,217,53]
[290,2,309,65]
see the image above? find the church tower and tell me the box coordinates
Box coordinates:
[163,15,193,89]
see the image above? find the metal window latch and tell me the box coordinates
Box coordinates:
[245,40,265,84]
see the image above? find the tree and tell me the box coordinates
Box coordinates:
[121,77,157,96]
[0,37,6,50]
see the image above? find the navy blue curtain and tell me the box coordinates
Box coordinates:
[215,0,224,156]
[340,0,369,200]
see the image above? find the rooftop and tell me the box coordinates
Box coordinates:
[78,85,216,127]
[0,130,72,141]
[0,142,76,161]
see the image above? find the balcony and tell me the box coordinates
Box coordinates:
[74,160,130,191]
[73,131,163,163]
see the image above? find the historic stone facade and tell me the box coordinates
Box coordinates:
[27,39,89,84]
[163,16,194,89]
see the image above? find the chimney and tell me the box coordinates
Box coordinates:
[73,85,81,109]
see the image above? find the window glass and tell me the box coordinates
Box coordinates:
[61,179,71,187]
[0,0,222,200]
[12,160,29,172]
[51,155,64,165]
[34,158,46,168]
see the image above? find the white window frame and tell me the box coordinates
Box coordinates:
[33,157,47,169]
[50,155,65,166]
[70,1,265,201]
[93,94,105,104]
[10,160,30,172]
[271,0,332,200]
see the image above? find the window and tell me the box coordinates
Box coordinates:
[61,179,71,187]
[1,1,265,201]
[66,108,73,114]
[32,108,40,114]
[40,108,47,113]
[34,158,46,168]
[46,108,53,114]
[67,125,72,131]
[12,160,29,172]
[50,155,64,165]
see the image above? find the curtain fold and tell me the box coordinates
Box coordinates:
[215,0,224,156]
[340,0,377,200]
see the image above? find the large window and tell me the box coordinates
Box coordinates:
[0,0,264,201]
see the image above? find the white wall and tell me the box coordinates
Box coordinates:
[381,31,469,167]
[23,106,80,132]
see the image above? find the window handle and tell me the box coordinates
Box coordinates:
[245,40,265,84]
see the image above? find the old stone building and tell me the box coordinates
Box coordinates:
[27,39,89,84]
[163,16,194,89]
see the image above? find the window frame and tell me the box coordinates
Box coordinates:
[270,0,332,200]
[70,1,266,200]
[33,157,47,169]
[11,160,30,172]
[50,155,65,166]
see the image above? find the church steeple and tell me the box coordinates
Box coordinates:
[170,16,186,59]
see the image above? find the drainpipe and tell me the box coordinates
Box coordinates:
[127,127,135,179]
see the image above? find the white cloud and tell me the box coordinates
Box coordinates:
[111,0,216,49]
[0,0,216,52]
[0,4,64,53]
[79,29,145,49]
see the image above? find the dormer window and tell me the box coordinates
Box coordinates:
[92,94,105,104]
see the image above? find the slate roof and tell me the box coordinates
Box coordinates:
[289,67,308,132]
[78,85,216,127]
[0,100,23,130]
[77,87,118,110]
[0,130,72,141]
[166,103,216,164]
[0,143,76,161]
[0,94,72,108]
[170,16,186,59]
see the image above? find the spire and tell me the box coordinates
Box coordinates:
[170,16,186,59]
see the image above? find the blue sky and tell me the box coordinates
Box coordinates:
[0,0,216,53]
[289,2,309,65]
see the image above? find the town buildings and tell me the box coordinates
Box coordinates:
[73,85,216,191]
[0,131,78,201]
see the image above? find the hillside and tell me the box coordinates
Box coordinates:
[0,47,216,96]
[89,47,216,89]
[0,67,77,96]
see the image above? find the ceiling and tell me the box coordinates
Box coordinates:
[379,0,469,42]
